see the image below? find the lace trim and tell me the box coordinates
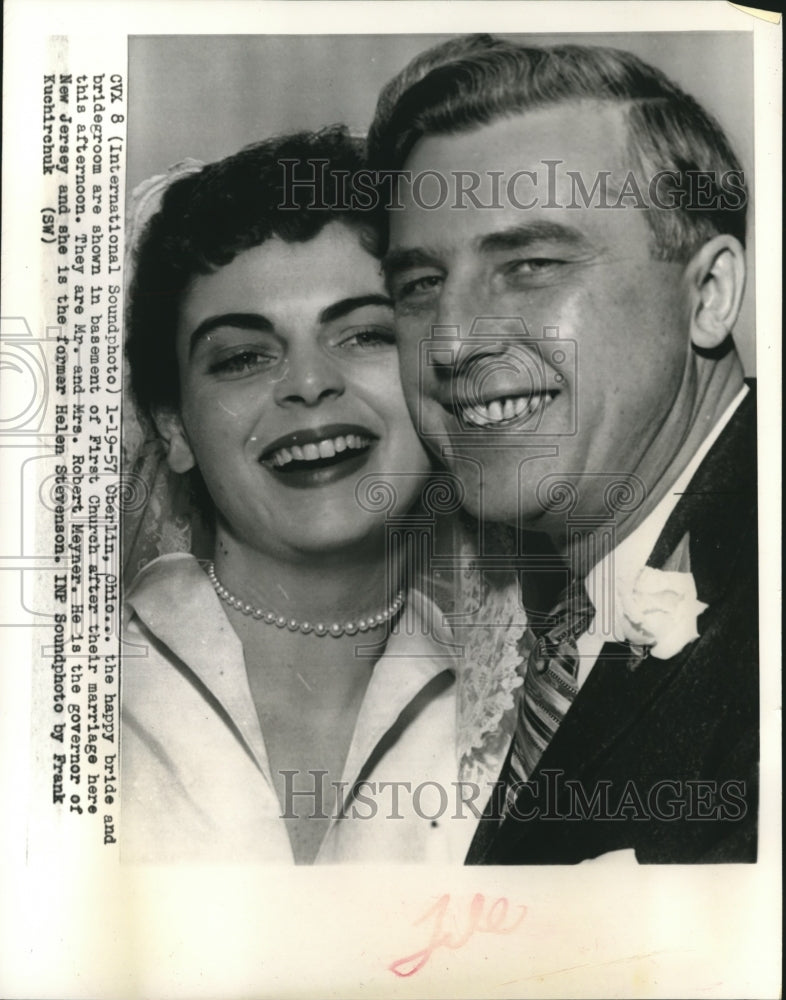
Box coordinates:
[453,525,528,789]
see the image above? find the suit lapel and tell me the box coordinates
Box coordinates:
[647,386,756,600]
[533,392,756,777]
[527,639,687,782]
[473,388,757,860]
[532,389,756,782]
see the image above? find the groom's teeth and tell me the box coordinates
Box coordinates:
[460,393,555,427]
[487,400,504,422]
[267,433,372,467]
[463,407,485,425]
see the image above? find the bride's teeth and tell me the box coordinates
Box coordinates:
[502,398,515,420]
[268,432,375,466]
[513,397,528,416]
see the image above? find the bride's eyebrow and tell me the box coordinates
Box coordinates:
[188,295,393,355]
[188,312,273,356]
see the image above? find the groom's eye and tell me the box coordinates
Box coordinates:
[390,271,444,307]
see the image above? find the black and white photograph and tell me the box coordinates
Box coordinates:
[121,29,761,868]
[1,2,781,997]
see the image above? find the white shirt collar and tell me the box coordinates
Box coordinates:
[125,554,456,794]
[585,384,749,637]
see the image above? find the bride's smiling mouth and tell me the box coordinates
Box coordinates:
[259,423,378,488]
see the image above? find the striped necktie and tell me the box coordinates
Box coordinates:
[504,582,596,815]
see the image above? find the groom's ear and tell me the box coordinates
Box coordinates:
[152,407,196,473]
[686,234,746,351]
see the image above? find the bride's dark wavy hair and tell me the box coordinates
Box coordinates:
[126,125,382,417]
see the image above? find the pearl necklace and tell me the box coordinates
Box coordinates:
[206,562,405,638]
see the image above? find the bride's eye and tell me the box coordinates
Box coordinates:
[208,348,278,376]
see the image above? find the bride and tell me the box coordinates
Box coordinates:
[121,126,522,865]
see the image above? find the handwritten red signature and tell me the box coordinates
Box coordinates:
[389,893,527,977]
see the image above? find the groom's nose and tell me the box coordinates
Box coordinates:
[426,310,532,385]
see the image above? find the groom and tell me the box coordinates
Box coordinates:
[367,36,758,862]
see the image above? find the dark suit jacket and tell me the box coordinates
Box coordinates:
[467,388,758,864]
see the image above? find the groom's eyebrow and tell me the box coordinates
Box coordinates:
[381,247,443,282]
[382,223,593,281]
[477,221,593,253]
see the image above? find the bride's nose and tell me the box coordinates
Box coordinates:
[272,340,346,406]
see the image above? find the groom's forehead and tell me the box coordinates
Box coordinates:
[387,104,641,255]
[390,103,634,226]
[398,100,630,169]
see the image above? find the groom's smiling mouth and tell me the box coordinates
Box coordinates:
[446,390,560,428]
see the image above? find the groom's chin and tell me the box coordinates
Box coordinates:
[434,449,550,526]
[442,471,550,532]
[455,479,526,527]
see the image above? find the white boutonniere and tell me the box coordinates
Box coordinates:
[614,565,709,661]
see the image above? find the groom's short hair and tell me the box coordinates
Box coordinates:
[366,34,747,262]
